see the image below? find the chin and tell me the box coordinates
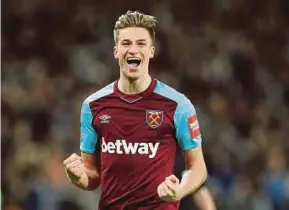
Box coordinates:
[125,72,141,81]
[122,67,141,79]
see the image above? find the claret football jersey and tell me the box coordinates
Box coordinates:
[80,77,202,210]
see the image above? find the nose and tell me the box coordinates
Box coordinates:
[128,44,138,54]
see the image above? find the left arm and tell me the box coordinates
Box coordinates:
[158,96,208,201]
[177,146,207,199]
[174,96,207,199]
[161,146,207,200]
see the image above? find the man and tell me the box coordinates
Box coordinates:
[63,11,209,209]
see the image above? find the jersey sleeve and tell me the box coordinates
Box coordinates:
[174,97,202,150]
[79,101,98,153]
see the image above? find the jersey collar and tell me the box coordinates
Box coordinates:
[114,77,156,103]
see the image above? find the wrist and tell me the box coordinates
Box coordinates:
[65,169,89,189]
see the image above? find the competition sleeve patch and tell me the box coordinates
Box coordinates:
[188,114,201,139]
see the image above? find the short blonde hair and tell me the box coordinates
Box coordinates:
[114,11,157,44]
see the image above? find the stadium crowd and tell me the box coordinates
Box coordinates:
[2,0,289,209]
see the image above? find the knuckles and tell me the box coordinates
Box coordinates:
[63,153,81,166]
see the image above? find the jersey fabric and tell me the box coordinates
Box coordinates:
[80,78,202,210]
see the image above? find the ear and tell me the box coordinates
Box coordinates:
[150,46,155,59]
[113,46,118,59]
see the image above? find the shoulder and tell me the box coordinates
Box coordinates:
[83,82,115,105]
[153,79,190,105]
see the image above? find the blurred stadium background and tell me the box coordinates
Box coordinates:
[2,0,289,209]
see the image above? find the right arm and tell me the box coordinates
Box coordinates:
[63,100,101,190]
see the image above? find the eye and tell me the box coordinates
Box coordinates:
[122,42,130,46]
[138,43,146,46]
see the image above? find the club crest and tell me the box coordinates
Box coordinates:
[146,110,163,129]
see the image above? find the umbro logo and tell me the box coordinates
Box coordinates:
[99,114,111,124]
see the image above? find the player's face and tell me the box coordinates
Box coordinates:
[114,27,155,80]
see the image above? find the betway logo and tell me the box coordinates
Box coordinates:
[101,138,160,159]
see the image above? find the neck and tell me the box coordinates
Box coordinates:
[118,74,152,95]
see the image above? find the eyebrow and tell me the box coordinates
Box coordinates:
[121,39,147,42]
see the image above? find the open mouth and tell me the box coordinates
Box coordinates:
[126,57,141,69]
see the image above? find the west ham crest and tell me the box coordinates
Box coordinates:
[146,110,163,129]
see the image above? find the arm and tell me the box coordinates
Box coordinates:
[158,96,210,202]
[162,146,207,200]
[177,146,207,199]
[64,100,101,190]
[80,152,101,190]
[174,97,207,198]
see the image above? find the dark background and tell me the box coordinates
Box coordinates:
[2,0,289,209]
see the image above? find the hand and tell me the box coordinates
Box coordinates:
[63,153,86,183]
[157,175,182,202]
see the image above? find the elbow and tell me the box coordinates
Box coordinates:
[199,167,208,190]
[202,167,208,183]
[192,168,208,194]
[201,157,208,181]
[196,164,208,188]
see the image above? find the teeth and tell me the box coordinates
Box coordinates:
[127,58,140,61]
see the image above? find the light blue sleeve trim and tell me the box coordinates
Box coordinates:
[174,98,202,150]
[80,102,98,153]
[153,80,202,150]
[84,82,114,104]
[79,82,114,153]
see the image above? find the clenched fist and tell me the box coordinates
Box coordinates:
[63,153,86,183]
[157,175,182,202]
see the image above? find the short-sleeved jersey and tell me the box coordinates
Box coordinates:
[80,78,202,210]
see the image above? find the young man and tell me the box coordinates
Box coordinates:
[63,11,209,210]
